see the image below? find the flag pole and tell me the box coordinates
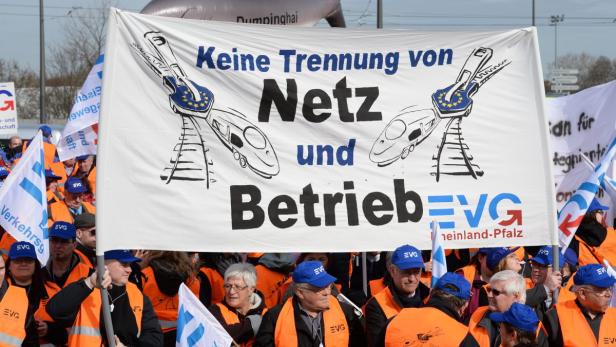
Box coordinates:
[97,255,116,347]
[551,245,560,303]
[362,252,368,297]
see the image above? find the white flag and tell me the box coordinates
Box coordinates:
[558,136,616,251]
[0,132,49,263]
[431,221,447,287]
[57,54,103,161]
[177,283,234,347]
[603,260,616,308]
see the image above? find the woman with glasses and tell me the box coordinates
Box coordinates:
[140,251,199,347]
[210,263,266,347]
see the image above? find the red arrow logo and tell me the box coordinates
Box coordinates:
[498,210,522,226]
[559,214,584,237]
[0,100,14,111]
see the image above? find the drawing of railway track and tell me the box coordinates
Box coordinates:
[431,117,483,181]
[160,115,215,186]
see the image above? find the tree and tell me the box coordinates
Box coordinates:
[46,0,114,120]
[581,56,614,90]
[0,59,40,119]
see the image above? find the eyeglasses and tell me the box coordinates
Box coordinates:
[583,286,612,297]
[486,286,507,297]
[223,284,249,292]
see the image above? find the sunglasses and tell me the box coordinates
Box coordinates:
[486,286,506,297]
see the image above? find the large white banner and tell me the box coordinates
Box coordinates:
[0,82,19,135]
[97,9,555,252]
[0,132,49,263]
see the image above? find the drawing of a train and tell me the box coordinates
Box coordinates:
[369,108,439,166]
[207,108,280,178]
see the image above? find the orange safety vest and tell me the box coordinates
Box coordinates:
[468,306,492,347]
[525,278,534,289]
[385,307,467,347]
[49,201,96,224]
[469,306,546,347]
[21,141,57,168]
[68,282,143,347]
[457,265,477,286]
[199,267,226,305]
[0,285,28,347]
[37,260,92,322]
[74,249,95,269]
[555,300,616,346]
[142,267,199,332]
[597,228,616,265]
[0,232,17,256]
[49,161,78,195]
[87,167,96,196]
[274,297,348,347]
[557,276,576,303]
[372,287,401,319]
[369,278,387,298]
[46,190,63,205]
[576,236,604,266]
[255,265,288,308]
[215,303,268,347]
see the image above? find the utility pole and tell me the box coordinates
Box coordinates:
[550,15,564,68]
[39,0,45,124]
[377,0,383,29]
[532,0,535,26]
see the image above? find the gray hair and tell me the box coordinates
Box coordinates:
[489,270,526,304]
[224,263,257,288]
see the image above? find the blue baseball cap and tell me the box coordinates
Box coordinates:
[391,244,424,270]
[0,167,10,178]
[39,125,52,137]
[49,221,76,240]
[434,272,471,300]
[588,198,609,212]
[104,250,141,263]
[486,247,520,271]
[563,248,578,267]
[478,248,491,255]
[292,260,336,288]
[530,246,564,267]
[65,177,87,194]
[8,241,37,260]
[44,169,61,180]
[490,302,539,333]
[573,264,616,288]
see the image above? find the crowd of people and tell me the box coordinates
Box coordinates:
[0,126,615,346]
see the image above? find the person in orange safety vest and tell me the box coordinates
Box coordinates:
[253,260,364,347]
[364,244,430,347]
[543,264,616,346]
[0,250,28,346]
[48,177,95,224]
[384,272,471,347]
[490,302,541,347]
[46,249,162,347]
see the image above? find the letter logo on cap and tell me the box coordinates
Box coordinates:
[597,267,607,276]
[538,249,549,256]
[313,265,325,275]
[17,244,30,251]
[404,251,418,259]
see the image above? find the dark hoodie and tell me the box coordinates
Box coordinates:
[150,259,187,297]
[570,216,607,262]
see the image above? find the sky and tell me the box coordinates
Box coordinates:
[0,0,615,75]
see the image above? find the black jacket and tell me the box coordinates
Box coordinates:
[364,282,430,347]
[46,279,163,346]
[253,296,364,347]
[209,291,267,344]
[460,306,548,347]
